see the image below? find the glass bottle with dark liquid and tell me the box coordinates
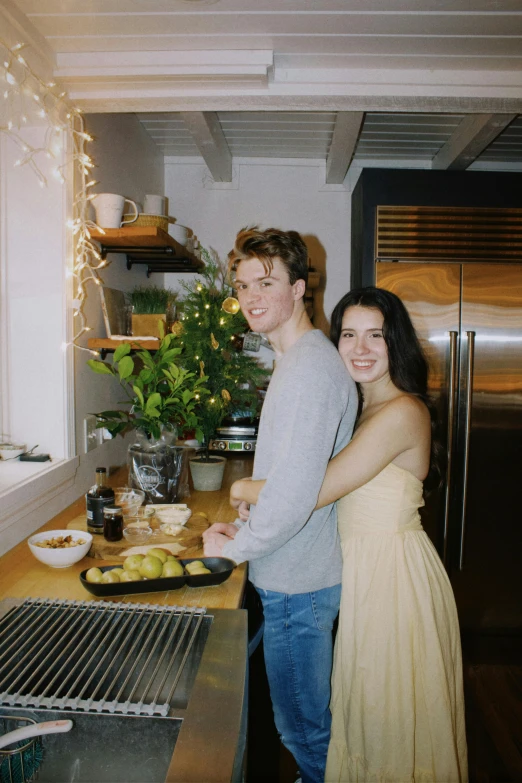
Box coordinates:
[86,467,115,534]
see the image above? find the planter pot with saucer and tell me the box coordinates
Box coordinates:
[189,455,227,492]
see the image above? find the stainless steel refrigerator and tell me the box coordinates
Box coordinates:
[376,261,522,634]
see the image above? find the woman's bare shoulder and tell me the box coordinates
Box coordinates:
[377,394,430,429]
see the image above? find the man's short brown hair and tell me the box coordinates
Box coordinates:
[228,226,309,286]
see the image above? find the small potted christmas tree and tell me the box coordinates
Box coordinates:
[174,249,266,490]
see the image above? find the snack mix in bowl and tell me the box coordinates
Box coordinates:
[28,530,93,568]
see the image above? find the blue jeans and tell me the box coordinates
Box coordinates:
[256,584,341,783]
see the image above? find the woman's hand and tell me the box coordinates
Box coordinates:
[230,479,252,521]
[230,478,266,515]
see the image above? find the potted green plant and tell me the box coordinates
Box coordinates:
[87,325,209,502]
[129,285,177,338]
[174,249,267,490]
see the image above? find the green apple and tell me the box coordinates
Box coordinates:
[161,560,184,578]
[138,555,163,580]
[188,567,211,575]
[166,555,176,562]
[102,570,121,584]
[120,569,142,582]
[146,547,168,564]
[85,567,103,584]
[123,554,145,572]
[111,568,125,578]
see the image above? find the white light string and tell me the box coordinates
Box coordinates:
[1,38,102,356]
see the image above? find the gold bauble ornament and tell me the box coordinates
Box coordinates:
[221,389,231,402]
[170,321,183,336]
[222,297,240,315]
[210,332,219,350]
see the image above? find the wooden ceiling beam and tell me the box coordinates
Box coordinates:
[325,112,364,184]
[180,111,232,182]
[431,113,517,170]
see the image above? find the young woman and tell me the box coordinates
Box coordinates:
[230,287,468,782]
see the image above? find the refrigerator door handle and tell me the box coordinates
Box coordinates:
[442,331,458,567]
[459,330,475,570]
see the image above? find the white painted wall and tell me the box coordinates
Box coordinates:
[74,113,165,470]
[163,157,352,334]
[0,112,165,552]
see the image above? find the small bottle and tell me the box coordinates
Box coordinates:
[86,467,115,534]
[103,505,124,542]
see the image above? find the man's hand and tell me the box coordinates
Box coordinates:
[203,530,232,557]
[202,522,238,542]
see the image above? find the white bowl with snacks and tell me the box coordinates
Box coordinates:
[28,530,92,568]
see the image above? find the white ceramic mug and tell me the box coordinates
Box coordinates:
[143,194,167,215]
[92,193,138,229]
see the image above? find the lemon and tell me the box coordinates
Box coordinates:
[146,547,169,564]
[102,570,121,584]
[120,569,142,582]
[124,554,145,571]
[138,555,163,580]
[162,560,184,578]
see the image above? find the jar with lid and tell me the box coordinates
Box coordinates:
[103,505,124,542]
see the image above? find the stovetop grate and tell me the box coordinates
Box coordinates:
[0,599,210,718]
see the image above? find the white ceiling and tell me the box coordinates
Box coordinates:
[5,0,522,180]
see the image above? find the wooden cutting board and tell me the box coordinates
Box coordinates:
[67,512,210,561]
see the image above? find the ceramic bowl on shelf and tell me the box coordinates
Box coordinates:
[28,530,92,569]
[0,444,26,460]
[114,487,146,517]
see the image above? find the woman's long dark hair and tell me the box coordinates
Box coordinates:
[330,286,443,489]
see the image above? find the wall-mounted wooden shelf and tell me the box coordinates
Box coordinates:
[90,227,204,276]
[88,337,159,359]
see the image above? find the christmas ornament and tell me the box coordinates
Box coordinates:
[222,297,240,315]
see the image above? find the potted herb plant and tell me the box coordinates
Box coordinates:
[129,285,177,338]
[173,250,267,491]
[87,325,208,502]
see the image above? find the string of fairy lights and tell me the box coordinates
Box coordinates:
[1,38,103,355]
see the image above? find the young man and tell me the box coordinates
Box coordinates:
[203,227,358,783]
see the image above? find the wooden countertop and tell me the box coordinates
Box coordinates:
[0,455,252,610]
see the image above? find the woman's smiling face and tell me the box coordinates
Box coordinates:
[337,305,390,385]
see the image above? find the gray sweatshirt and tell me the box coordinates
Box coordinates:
[222,329,358,594]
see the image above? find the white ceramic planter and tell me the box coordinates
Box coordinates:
[189,456,226,491]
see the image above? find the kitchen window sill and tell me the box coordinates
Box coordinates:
[0,457,79,555]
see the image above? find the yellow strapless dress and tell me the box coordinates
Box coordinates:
[325,463,468,783]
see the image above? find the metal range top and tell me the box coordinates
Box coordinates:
[210,423,258,453]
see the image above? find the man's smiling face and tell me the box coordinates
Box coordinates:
[234,256,302,339]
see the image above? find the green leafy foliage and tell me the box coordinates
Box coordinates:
[173,249,268,459]
[129,285,176,314]
[86,328,209,441]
